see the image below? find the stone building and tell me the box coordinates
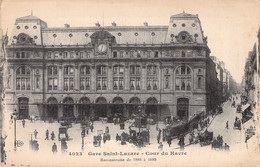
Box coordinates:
[4,12,219,121]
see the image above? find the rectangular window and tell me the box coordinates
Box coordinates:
[102,78,107,90]
[54,52,59,58]
[136,78,140,90]
[147,51,151,58]
[36,77,40,89]
[64,67,69,75]
[130,66,135,75]
[53,67,58,75]
[21,78,26,90]
[97,77,101,90]
[80,78,85,90]
[113,51,117,58]
[70,67,74,75]
[120,51,123,58]
[64,52,68,59]
[26,78,30,90]
[69,78,74,90]
[86,52,90,58]
[26,52,30,58]
[130,51,133,57]
[198,77,202,89]
[113,78,118,90]
[48,78,53,90]
[175,78,181,90]
[165,76,169,89]
[86,78,90,89]
[130,78,135,90]
[136,66,140,75]
[70,52,74,58]
[154,51,159,58]
[119,77,124,90]
[64,78,69,91]
[80,52,84,58]
[113,66,118,74]
[16,52,20,58]
[53,78,58,90]
[16,78,20,90]
[48,52,52,59]
[21,52,25,58]
[119,66,124,74]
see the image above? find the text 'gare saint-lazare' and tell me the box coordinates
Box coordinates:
[5,11,227,122]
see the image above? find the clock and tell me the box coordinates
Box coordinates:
[97,44,108,54]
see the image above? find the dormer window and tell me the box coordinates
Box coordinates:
[17,26,20,29]
[25,26,29,29]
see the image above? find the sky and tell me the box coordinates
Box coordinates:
[1,0,259,83]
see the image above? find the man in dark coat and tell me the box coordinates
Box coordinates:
[52,143,57,154]
[45,130,49,140]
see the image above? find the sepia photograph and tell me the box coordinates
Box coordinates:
[0,0,260,166]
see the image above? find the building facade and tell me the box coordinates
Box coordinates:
[4,12,219,121]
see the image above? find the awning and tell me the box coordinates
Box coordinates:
[242,103,250,112]
[242,105,253,124]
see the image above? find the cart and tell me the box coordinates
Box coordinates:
[199,130,213,146]
[233,119,241,130]
[58,126,69,141]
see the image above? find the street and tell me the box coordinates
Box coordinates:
[2,96,258,167]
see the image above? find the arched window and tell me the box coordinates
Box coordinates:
[113,65,124,90]
[96,65,107,90]
[147,65,158,90]
[64,66,74,91]
[175,65,192,91]
[16,66,31,90]
[130,65,141,90]
[48,66,58,90]
[80,66,91,90]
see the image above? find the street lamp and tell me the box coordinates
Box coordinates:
[13,109,19,151]
[81,129,85,151]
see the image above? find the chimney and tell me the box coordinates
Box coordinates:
[95,22,100,27]
[64,24,70,28]
[144,22,148,27]
[112,22,116,27]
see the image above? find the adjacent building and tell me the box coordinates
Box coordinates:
[4,12,220,122]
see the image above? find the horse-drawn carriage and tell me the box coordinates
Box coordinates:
[58,126,69,141]
[233,119,241,130]
[198,130,213,146]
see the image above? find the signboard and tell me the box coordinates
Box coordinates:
[16,140,24,147]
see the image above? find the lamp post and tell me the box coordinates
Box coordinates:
[81,129,85,151]
[13,109,18,151]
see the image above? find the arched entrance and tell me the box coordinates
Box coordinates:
[18,97,29,119]
[177,98,189,121]
[111,97,124,116]
[79,97,91,120]
[128,97,141,118]
[63,97,74,118]
[94,97,107,118]
[46,97,58,120]
[146,97,158,116]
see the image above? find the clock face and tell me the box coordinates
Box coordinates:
[97,44,108,54]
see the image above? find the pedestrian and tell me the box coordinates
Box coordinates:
[90,124,94,132]
[22,119,25,128]
[34,129,38,139]
[103,134,107,144]
[235,117,238,122]
[225,121,229,129]
[45,130,49,140]
[52,143,57,154]
[167,137,171,147]
[116,133,120,141]
[158,142,163,150]
[157,129,161,144]
[51,131,55,141]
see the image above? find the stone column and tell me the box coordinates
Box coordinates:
[141,63,146,90]
[74,63,79,90]
[107,63,112,91]
[91,63,96,91]
[124,63,130,90]
[58,64,63,91]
